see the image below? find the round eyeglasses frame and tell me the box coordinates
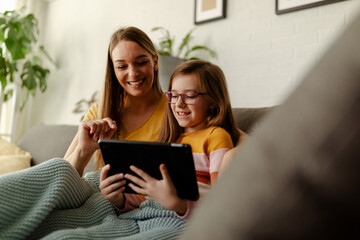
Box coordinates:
[165,91,205,105]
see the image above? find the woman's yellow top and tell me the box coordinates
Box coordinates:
[83,95,166,141]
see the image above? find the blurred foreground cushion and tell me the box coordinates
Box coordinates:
[0,137,32,175]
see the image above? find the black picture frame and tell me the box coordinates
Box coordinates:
[194,0,226,25]
[276,0,347,15]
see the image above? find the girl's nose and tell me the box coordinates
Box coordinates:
[175,94,186,107]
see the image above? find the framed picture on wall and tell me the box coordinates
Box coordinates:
[276,0,347,15]
[194,0,226,25]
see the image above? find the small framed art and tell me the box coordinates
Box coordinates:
[276,0,347,15]
[195,0,226,25]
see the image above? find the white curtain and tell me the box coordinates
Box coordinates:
[9,0,47,143]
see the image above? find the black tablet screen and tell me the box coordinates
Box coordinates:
[98,139,199,201]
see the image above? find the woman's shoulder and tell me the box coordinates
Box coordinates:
[82,102,99,121]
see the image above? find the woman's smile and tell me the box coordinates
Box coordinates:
[127,79,145,88]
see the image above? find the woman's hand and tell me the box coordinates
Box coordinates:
[65,117,117,177]
[125,164,187,215]
[77,118,117,154]
[99,164,126,209]
[80,118,117,148]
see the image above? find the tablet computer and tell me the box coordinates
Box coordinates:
[98,139,199,201]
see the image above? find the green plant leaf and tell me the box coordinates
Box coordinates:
[152,26,216,60]
[20,60,49,93]
[0,55,17,91]
[177,28,194,57]
[0,9,52,111]
[5,29,29,60]
[0,55,6,86]
[0,17,6,26]
[19,91,29,111]
[21,14,37,42]
[40,45,57,67]
[4,89,13,102]
[7,61,17,83]
[0,28,5,43]
[157,50,171,56]
[184,45,216,60]
[0,74,6,92]
[152,26,174,56]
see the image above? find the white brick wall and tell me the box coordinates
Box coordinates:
[25,0,360,129]
[216,0,360,107]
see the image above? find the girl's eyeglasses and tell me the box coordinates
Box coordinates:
[165,91,205,105]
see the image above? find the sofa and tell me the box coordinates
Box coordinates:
[16,107,273,174]
[179,9,360,240]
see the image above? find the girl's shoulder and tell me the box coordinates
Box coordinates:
[205,126,231,137]
[204,126,234,151]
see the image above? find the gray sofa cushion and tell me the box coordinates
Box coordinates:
[17,123,78,166]
[232,107,273,134]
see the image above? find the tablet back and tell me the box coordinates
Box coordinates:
[98,139,199,201]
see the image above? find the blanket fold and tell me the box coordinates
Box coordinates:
[0,158,186,240]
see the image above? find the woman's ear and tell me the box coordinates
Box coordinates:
[153,54,159,71]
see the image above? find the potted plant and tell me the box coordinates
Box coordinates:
[0,8,53,113]
[151,27,216,91]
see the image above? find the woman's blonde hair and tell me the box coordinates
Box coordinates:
[95,26,162,169]
[158,60,239,146]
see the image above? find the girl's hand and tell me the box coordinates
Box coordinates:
[78,118,117,154]
[99,164,126,209]
[125,164,187,215]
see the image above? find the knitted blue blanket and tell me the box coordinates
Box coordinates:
[0,158,186,239]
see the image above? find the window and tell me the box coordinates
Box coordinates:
[0,0,15,12]
[0,0,16,141]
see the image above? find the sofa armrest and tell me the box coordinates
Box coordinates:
[232,107,274,134]
[17,123,78,166]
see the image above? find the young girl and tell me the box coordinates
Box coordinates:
[122,60,241,219]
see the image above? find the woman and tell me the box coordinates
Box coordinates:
[64,27,166,176]
[0,27,188,240]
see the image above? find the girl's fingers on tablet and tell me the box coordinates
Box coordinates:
[124,173,144,186]
[106,187,125,200]
[106,180,126,193]
[129,165,152,181]
[159,164,172,183]
[128,183,147,195]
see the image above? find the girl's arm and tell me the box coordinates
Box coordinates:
[219,128,248,176]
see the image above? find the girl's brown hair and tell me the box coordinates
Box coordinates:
[158,60,240,146]
[95,27,162,169]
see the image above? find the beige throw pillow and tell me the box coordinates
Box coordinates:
[0,137,32,175]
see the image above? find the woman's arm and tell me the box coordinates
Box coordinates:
[64,118,117,176]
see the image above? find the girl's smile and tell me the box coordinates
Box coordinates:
[175,110,192,120]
